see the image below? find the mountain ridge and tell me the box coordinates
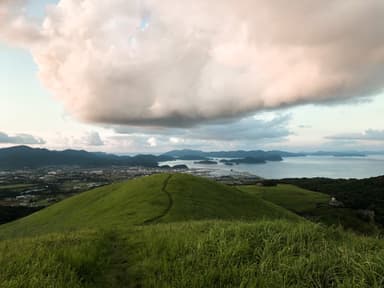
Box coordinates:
[0,145,172,169]
[0,145,370,170]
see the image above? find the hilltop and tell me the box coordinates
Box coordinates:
[0,174,383,287]
[0,174,296,239]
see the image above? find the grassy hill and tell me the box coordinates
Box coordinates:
[238,184,330,212]
[1,174,384,287]
[0,174,297,239]
[237,184,379,234]
[275,176,384,225]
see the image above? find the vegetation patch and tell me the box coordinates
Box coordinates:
[0,174,383,287]
[237,184,379,235]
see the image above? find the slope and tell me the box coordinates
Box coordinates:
[238,184,330,212]
[0,174,297,239]
[161,174,297,222]
[238,184,378,234]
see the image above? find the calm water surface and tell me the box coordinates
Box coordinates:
[160,155,384,179]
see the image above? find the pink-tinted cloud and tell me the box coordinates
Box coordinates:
[0,0,42,46]
[2,0,384,127]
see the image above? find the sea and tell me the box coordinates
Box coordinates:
[159,155,384,179]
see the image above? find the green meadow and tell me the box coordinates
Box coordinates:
[238,184,379,235]
[0,174,383,287]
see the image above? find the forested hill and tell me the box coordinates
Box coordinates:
[0,146,172,169]
[276,176,384,224]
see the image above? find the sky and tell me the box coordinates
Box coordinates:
[0,0,383,153]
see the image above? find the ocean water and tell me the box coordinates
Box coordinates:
[160,155,384,179]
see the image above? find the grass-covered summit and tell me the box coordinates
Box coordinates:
[1,174,384,287]
[0,174,296,239]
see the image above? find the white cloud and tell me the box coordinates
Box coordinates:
[147,137,157,147]
[169,137,183,144]
[114,113,291,141]
[327,129,384,141]
[2,0,384,127]
[83,131,104,146]
[106,113,292,152]
[0,131,45,145]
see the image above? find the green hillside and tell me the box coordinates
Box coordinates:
[237,184,378,234]
[1,174,384,287]
[238,184,330,212]
[0,174,297,239]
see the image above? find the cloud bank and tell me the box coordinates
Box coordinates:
[2,0,384,127]
[0,131,45,145]
[327,129,384,141]
[83,131,104,146]
[111,113,291,152]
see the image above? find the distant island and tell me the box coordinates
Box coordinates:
[220,157,270,165]
[194,160,218,165]
[172,164,189,169]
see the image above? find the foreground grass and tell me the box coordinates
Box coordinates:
[128,221,384,287]
[0,230,104,288]
[1,220,384,288]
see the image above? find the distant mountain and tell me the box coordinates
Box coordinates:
[0,146,165,169]
[162,149,205,157]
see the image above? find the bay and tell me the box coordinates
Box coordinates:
[160,155,384,179]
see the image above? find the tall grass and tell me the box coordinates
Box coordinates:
[127,220,384,288]
[3,220,384,287]
[0,230,119,288]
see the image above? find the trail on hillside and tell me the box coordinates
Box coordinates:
[143,175,173,224]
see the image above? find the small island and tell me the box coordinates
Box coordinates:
[220,156,281,165]
[172,164,189,169]
[194,160,218,165]
[159,165,171,169]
